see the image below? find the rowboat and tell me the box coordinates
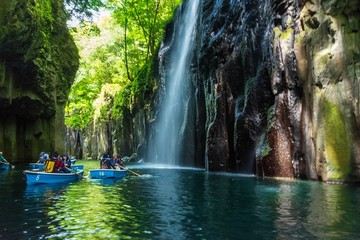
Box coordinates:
[89,169,127,179]
[70,164,83,171]
[24,170,84,185]
[28,163,45,169]
[0,162,10,170]
[29,163,84,171]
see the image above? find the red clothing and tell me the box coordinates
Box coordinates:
[53,159,65,173]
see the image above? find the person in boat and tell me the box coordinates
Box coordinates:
[0,152,8,163]
[114,154,124,169]
[100,153,115,169]
[100,153,107,168]
[38,152,45,163]
[43,152,49,161]
[112,153,124,170]
[38,152,49,163]
[62,152,72,168]
[52,152,71,173]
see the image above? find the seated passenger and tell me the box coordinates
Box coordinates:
[52,152,70,173]
[62,153,71,168]
[38,152,49,163]
[37,152,45,163]
[100,153,115,169]
[112,153,124,170]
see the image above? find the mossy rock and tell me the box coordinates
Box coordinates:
[280,27,294,41]
[273,26,295,40]
[321,97,351,180]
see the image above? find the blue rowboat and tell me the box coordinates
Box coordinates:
[24,170,84,185]
[70,164,83,171]
[90,169,127,179]
[29,163,44,170]
[0,162,10,170]
[29,163,84,171]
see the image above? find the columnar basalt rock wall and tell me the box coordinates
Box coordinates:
[295,0,360,181]
[263,0,360,182]
[196,0,275,173]
[151,0,360,182]
[0,0,79,162]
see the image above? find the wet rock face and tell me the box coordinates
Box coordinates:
[195,0,360,181]
[0,0,79,161]
[197,0,275,172]
[154,0,359,181]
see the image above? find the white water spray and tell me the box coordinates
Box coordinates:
[150,0,200,165]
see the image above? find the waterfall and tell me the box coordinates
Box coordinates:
[149,0,200,166]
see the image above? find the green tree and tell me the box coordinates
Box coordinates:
[65,0,181,129]
[65,0,105,20]
[109,0,181,81]
[66,17,128,128]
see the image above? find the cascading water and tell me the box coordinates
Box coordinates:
[149,0,200,166]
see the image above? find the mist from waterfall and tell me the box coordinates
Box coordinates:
[149,0,200,166]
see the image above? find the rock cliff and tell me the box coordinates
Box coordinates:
[149,0,360,182]
[0,0,79,161]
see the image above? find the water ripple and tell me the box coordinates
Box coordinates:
[1,165,360,239]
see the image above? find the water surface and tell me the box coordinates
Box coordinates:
[1,161,360,239]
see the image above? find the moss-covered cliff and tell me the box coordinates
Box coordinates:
[0,0,79,161]
[295,0,360,181]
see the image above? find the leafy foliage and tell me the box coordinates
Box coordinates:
[109,0,181,78]
[65,0,105,20]
[65,0,181,129]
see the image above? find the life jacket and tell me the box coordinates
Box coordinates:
[44,160,56,173]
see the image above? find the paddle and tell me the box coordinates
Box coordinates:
[68,167,86,179]
[75,172,86,179]
[60,165,85,179]
[119,165,141,176]
[3,161,15,169]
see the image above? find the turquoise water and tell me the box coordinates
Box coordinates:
[1,162,360,239]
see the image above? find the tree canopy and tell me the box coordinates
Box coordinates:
[65,0,105,20]
[65,0,181,130]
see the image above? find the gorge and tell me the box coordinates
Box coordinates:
[0,0,359,182]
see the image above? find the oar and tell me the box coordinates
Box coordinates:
[4,161,15,169]
[67,167,85,179]
[119,165,141,176]
[74,171,86,179]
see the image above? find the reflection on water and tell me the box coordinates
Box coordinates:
[0,163,360,239]
[25,183,70,197]
[88,177,125,186]
[305,183,360,239]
